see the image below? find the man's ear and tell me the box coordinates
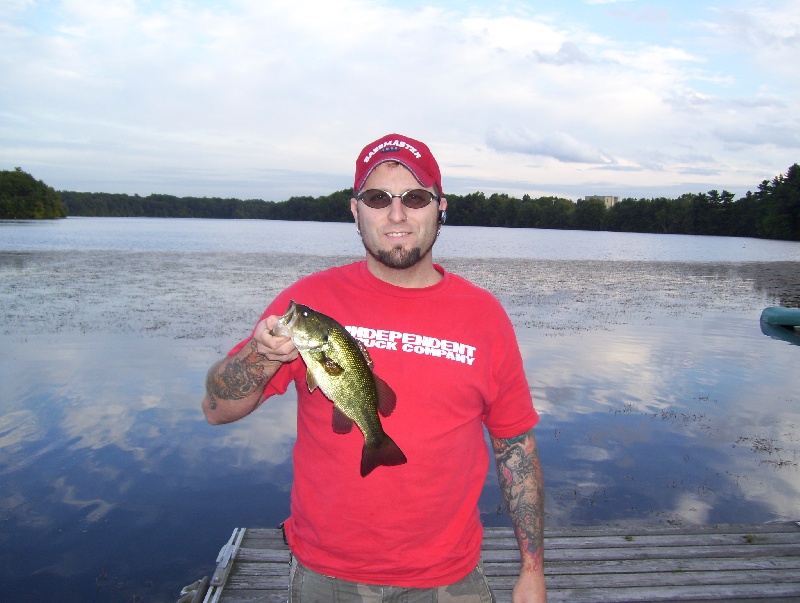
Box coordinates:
[350,198,361,233]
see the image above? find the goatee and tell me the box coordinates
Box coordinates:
[369,246,424,270]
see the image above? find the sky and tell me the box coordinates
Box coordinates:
[1,0,799,202]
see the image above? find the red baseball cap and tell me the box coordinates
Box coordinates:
[354,133,443,195]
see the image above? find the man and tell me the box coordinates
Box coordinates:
[202,134,547,602]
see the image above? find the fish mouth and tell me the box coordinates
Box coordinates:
[270,300,298,337]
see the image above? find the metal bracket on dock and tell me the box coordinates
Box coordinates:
[210,528,246,587]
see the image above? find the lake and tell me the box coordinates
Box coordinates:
[4,216,800,261]
[1,217,799,602]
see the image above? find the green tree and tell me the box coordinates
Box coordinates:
[727,192,759,237]
[0,168,66,219]
[540,197,574,229]
[517,195,542,228]
[573,198,606,231]
[755,164,800,240]
[606,198,646,232]
[445,192,486,226]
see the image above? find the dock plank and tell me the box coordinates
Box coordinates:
[201,521,800,603]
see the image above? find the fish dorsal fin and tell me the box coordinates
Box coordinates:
[357,339,374,370]
[306,369,318,393]
[374,374,397,417]
[318,352,344,376]
[332,406,354,434]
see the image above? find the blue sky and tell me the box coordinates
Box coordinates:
[1,0,799,201]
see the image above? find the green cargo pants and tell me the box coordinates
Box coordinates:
[288,556,496,603]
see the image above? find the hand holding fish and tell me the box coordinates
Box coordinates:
[202,315,298,425]
[253,315,300,363]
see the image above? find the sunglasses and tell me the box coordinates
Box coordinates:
[356,188,440,210]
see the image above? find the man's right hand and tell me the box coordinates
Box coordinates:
[252,315,300,363]
[202,316,298,424]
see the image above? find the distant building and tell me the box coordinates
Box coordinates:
[584,195,620,209]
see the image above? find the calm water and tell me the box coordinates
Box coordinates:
[4,216,800,261]
[1,218,799,603]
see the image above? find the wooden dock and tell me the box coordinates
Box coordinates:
[194,521,800,603]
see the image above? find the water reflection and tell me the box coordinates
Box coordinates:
[1,248,800,602]
[512,311,800,528]
[0,334,297,602]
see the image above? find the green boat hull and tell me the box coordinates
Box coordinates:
[760,306,800,346]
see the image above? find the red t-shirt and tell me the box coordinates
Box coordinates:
[229,261,538,587]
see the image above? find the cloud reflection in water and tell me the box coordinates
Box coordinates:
[514,309,800,527]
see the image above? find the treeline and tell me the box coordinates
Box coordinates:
[446,163,800,241]
[0,168,66,219]
[59,163,800,241]
[7,164,800,241]
[61,189,354,222]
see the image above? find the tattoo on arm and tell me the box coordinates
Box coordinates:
[206,340,272,404]
[491,430,545,572]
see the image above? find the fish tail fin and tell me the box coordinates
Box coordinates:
[360,435,407,477]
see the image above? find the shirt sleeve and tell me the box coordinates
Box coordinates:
[481,298,539,438]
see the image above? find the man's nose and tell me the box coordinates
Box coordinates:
[387,196,408,222]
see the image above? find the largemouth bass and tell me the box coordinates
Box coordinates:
[271,301,407,477]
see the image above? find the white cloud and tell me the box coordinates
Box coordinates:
[714,123,800,149]
[532,41,593,64]
[0,0,34,15]
[486,127,615,164]
[701,2,800,82]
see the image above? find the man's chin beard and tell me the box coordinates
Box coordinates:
[368,246,424,270]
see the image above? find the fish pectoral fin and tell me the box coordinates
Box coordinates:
[306,370,319,393]
[318,353,345,376]
[332,406,355,434]
[357,340,374,370]
[373,374,398,417]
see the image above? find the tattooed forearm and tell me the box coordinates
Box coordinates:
[491,430,545,573]
[206,340,273,403]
